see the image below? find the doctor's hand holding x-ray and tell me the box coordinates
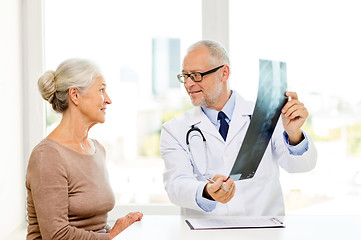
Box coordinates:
[204,174,235,204]
[281,91,308,146]
[160,40,317,216]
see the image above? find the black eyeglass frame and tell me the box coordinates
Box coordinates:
[177,65,225,83]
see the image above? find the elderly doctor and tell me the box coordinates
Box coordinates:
[160,40,317,216]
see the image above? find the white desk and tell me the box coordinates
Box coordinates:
[115,215,361,240]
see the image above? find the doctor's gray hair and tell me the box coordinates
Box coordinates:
[38,58,102,113]
[187,40,230,67]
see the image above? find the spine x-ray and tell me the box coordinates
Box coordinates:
[229,59,288,180]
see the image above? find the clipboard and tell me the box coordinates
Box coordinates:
[229,59,288,180]
[185,217,285,230]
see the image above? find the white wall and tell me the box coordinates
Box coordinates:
[0,0,25,238]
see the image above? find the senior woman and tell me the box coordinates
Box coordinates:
[26,58,142,240]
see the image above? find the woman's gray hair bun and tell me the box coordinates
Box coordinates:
[37,58,101,113]
[38,70,57,103]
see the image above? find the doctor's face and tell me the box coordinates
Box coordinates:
[182,46,226,110]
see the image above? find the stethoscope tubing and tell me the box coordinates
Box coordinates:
[186,125,206,145]
[186,125,209,177]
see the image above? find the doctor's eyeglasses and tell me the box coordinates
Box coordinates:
[177,65,224,83]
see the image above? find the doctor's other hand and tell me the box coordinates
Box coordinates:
[281,91,308,145]
[107,212,143,239]
[204,174,235,204]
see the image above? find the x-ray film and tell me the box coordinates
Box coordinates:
[229,59,288,180]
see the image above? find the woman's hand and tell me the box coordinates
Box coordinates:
[107,212,143,239]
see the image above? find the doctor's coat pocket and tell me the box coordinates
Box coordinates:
[187,134,208,177]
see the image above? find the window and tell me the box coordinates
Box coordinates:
[42,0,361,216]
[229,0,361,214]
[44,0,201,209]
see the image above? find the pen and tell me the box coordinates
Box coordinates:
[270,217,283,225]
[206,177,229,192]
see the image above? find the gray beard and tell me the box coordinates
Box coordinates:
[192,84,223,108]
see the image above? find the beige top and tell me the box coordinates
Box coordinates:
[26,138,115,240]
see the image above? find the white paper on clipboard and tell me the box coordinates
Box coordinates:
[185,217,285,230]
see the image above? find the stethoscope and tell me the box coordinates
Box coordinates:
[186,125,210,178]
[186,115,252,178]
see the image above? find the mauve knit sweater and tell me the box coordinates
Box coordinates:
[26,138,115,240]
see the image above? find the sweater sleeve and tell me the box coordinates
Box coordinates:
[26,145,110,240]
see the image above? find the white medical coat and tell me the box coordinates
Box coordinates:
[160,92,317,216]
